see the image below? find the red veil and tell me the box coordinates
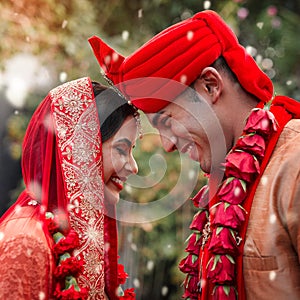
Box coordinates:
[0,77,119,299]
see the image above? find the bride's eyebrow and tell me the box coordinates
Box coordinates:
[152,110,166,127]
[115,138,132,148]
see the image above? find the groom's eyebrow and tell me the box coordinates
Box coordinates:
[152,111,165,127]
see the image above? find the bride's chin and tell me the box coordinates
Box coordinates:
[104,188,120,206]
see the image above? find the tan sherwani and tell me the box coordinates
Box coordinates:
[244,119,300,299]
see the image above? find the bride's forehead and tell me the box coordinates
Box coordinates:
[115,117,138,137]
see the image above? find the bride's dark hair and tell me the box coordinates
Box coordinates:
[92,82,137,142]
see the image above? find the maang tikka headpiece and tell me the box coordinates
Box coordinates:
[100,69,143,139]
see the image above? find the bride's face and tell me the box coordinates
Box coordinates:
[102,116,138,205]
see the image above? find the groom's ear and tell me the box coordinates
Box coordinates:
[194,67,223,104]
[88,36,125,84]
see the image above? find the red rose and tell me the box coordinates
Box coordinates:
[213,285,237,300]
[183,274,199,297]
[120,288,136,299]
[189,210,208,231]
[213,203,246,230]
[192,185,209,208]
[54,283,88,300]
[182,288,198,300]
[45,217,60,235]
[118,264,129,285]
[208,227,240,256]
[224,151,260,182]
[244,108,277,137]
[218,178,247,205]
[64,230,80,246]
[54,257,84,278]
[185,232,201,255]
[53,230,80,255]
[207,255,235,284]
[45,212,70,235]
[179,254,199,276]
[235,134,266,160]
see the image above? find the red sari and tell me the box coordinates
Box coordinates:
[0,77,119,299]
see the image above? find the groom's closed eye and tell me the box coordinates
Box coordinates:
[151,111,166,127]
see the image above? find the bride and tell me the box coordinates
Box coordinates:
[0,77,139,299]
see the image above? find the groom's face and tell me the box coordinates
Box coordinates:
[147,88,214,174]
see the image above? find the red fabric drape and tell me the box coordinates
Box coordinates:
[1,95,64,217]
[0,77,120,299]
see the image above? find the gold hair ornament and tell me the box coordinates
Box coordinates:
[101,70,142,138]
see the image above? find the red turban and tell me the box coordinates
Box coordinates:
[89,10,274,113]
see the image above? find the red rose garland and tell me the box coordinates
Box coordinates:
[46,212,135,299]
[179,104,278,299]
[45,212,89,300]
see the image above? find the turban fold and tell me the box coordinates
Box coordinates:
[89,10,274,113]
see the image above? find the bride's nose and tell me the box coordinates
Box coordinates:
[125,154,138,174]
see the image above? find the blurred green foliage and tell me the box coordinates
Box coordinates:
[0,0,299,299]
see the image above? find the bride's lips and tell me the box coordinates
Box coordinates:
[110,176,125,190]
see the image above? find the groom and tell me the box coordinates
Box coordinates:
[89,10,300,300]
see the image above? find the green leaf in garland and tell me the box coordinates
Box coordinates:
[192,254,198,264]
[240,179,247,192]
[183,274,192,288]
[225,254,235,264]
[46,212,54,219]
[238,204,248,213]
[65,275,80,291]
[185,232,194,244]
[226,177,235,184]
[59,252,71,263]
[229,229,237,240]
[211,255,221,271]
[223,285,230,296]
[53,231,64,243]
[263,98,273,110]
[195,232,202,243]
[224,202,230,210]
[216,226,223,235]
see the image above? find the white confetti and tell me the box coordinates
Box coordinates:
[180,74,187,84]
[104,55,111,66]
[246,46,257,57]
[203,1,211,10]
[234,186,241,197]
[260,176,268,186]
[59,72,67,83]
[269,271,276,281]
[122,30,129,41]
[161,286,168,296]
[269,214,276,224]
[187,30,194,41]
[257,22,264,29]
[62,20,68,29]
[39,291,46,300]
[147,260,154,271]
[112,52,119,62]
[138,9,143,19]
[133,278,140,288]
